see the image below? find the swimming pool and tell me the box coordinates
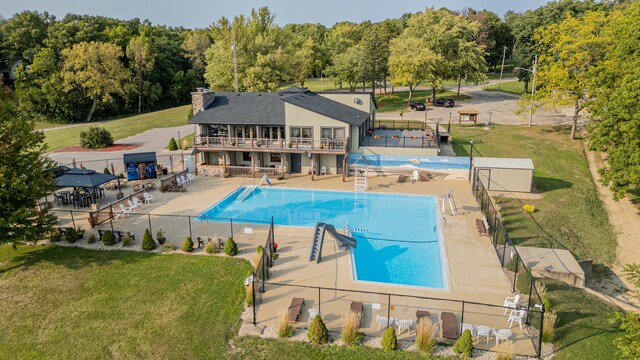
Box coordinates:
[198,187,445,288]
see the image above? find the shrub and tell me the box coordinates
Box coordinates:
[522,204,536,213]
[609,311,640,359]
[50,230,61,243]
[103,167,110,174]
[381,327,397,350]
[543,298,552,312]
[277,311,294,338]
[65,227,78,243]
[168,137,178,150]
[102,231,116,246]
[535,281,547,301]
[224,237,238,256]
[505,255,520,272]
[415,318,438,354]
[162,242,176,252]
[80,126,114,149]
[181,237,194,252]
[340,310,363,346]
[245,281,254,306]
[87,233,97,244]
[141,229,156,251]
[542,311,558,342]
[517,270,533,293]
[123,233,131,247]
[156,229,166,244]
[307,315,328,345]
[182,139,190,150]
[453,329,473,357]
[204,241,216,254]
[256,245,264,253]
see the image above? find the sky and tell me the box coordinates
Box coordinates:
[1,0,550,28]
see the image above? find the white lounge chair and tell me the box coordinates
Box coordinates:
[319,165,327,176]
[477,325,492,344]
[397,319,413,334]
[176,177,185,187]
[411,170,419,183]
[186,173,195,183]
[180,175,189,185]
[508,309,526,330]
[143,192,154,204]
[114,205,126,220]
[503,294,520,314]
[376,315,395,331]
[308,308,320,322]
[127,200,139,211]
[493,328,512,345]
[461,323,476,336]
[133,197,143,207]
[118,204,131,217]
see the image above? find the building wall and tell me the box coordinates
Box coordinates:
[476,167,533,193]
[319,93,374,119]
[284,103,350,140]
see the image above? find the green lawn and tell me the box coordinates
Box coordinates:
[376,90,471,113]
[34,122,70,131]
[44,105,191,151]
[0,245,251,359]
[165,133,195,150]
[452,125,617,264]
[484,80,527,95]
[542,279,623,360]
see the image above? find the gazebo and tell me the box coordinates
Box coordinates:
[55,168,119,207]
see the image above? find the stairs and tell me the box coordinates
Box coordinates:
[309,223,326,263]
[354,167,368,192]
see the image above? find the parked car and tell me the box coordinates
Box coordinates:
[408,101,421,110]
[434,98,455,108]
[414,103,426,111]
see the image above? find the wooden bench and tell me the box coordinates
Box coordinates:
[288,297,305,322]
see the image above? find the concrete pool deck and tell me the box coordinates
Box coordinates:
[52,173,537,356]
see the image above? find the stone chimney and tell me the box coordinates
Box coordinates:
[191,88,216,115]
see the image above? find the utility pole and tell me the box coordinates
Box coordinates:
[232,29,239,93]
[498,46,507,90]
[528,54,538,127]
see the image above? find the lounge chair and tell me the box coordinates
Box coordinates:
[397,319,414,334]
[308,308,320,323]
[477,325,492,344]
[493,328,512,345]
[475,219,487,236]
[441,312,458,339]
[397,174,406,183]
[319,166,327,176]
[127,200,138,211]
[288,297,305,322]
[133,197,143,207]
[508,309,526,330]
[186,173,195,183]
[419,172,430,181]
[411,170,419,183]
[143,192,154,204]
[376,315,395,331]
[503,294,520,313]
[461,323,476,336]
[180,175,189,185]
[119,204,130,217]
[176,177,186,187]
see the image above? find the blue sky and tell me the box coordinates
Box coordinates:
[2,0,549,28]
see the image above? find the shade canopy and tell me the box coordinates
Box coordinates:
[55,168,118,188]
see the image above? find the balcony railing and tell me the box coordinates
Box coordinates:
[194,136,349,153]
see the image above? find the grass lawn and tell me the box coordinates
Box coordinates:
[0,245,251,359]
[34,122,70,131]
[44,105,191,151]
[542,279,623,360]
[452,125,617,264]
[376,90,471,113]
[165,133,195,150]
[484,80,527,95]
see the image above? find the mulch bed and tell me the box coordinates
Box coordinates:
[52,144,140,153]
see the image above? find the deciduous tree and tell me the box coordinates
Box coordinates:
[127,35,156,114]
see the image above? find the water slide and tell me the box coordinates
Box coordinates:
[309,222,357,263]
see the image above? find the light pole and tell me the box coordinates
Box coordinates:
[178,131,185,169]
[515,54,537,127]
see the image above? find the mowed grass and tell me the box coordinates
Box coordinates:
[542,279,622,360]
[376,90,471,113]
[44,105,191,151]
[452,125,616,263]
[0,245,251,359]
[484,80,527,95]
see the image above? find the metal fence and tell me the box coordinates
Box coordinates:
[58,153,187,177]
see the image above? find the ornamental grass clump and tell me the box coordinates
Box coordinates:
[277,311,294,338]
[415,317,438,354]
[542,311,558,342]
[453,329,473,357]
[87,233,97,244]
[122,233,131,247]
[307,315,328,345]
[381,327,397,350]
[496,341,514,360]
[340,310,363,345]
[204,241,215,254]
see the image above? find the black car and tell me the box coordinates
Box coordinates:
[414,103,426,111]
[434,98,455,108]
[408,101,421,110]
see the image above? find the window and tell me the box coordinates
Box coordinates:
[321,127,345,139]
[270,153,281,162]
[262,126,284,139]
[290,126,313,139]
[242,152,251,162]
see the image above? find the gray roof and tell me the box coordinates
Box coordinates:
[472,157,534,170]
[189,92,285,126]
[188,87,371,127]
[55,169,118,188]
[282,92,370,126]
[123,152,157,164]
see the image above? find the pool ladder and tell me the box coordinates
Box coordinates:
[434,217,446,231]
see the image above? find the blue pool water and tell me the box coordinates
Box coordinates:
[349,154,470,171]
[198,187,445,288]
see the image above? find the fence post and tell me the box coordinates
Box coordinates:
[109,208,114,232]
[384,136,387,147]
[70,210,76,228]
[318,287,321,314]
[460,301,465,327]
[230,218,234,239]
[537,309,545,358]
[513,256,519,293]
[403,136,406,148]
[188,215,192,240]
[252,273,257,325]
[147,214,152,233]
[501,235,508,267]
[262,253,266,293]
[387,293,391,328]
[526,276,533,325]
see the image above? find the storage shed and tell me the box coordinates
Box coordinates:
[471,157,534,193]
[123,152,158,181]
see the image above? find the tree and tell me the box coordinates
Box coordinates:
[127,35,156,114]
[0,11,52,62]
[61,41,130,121]
[326,44,363,92]
[0,86,56,247]
[463,9,513,70]
[182,30,211,80]
[288,36,320,88]
[609,311,640,359]
[388,35,437,103]
[533,11,609,139]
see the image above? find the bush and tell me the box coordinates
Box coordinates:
[181,237,194,252]
[277,311,294,338]
[141,229,156,251]
[182,139,190,150]
[65,227,78,243]
[307,315,328,345]
[454,329,473,357]
[224,237,238,256]
[123,233,131,247]
[156,229,166,244]
[80,126,114,149]
[102,231,116,246]
[162,242,176,252]
[610,311,640,359]
[543,298,552,312]
[204,241,216,254]
[50,230,61,243]
[522,204,536,213]
[103,167,110,174]
[340,310,363,345]
[168,137,178,151]
[415,318,438,354]
[542,311,557,342]
[381,327,397,350]
[256,245,264,253]
[245,281,254,306]
[517,270,533,293]
[87,233,97,244]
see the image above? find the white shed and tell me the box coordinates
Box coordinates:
[471,157,534,193]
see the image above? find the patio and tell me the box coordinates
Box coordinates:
[361,129,438,149]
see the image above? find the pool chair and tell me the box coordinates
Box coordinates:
[461,323,476,337]
[508,309,526,330]
[411,170,419,183]
[127,200,139,211]
[308,308,321,323]
[503,294,520,314]
[176,177,186,187]
[397,319,414,334]
[180,175,189,186]
[186,173,195,183]
[493,328,512,345]
[143,192,154,204]
[133,197,143,207]
[319,166,327,176]
[288,297,305,322]
[376,315,395,331]
[118,204,131,217]
[441,312,458,339]
[476,325,492,344]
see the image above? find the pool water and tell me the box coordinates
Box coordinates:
[198,187,445,288]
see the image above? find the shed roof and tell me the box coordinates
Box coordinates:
[123,152,157,163]
[472,157,534,170]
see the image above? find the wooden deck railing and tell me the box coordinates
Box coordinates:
[160,170,187,192]
[88,189,146,227]
[226,166,282,178]
[194,136,349,153]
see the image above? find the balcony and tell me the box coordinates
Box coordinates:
[194,136,349,154]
